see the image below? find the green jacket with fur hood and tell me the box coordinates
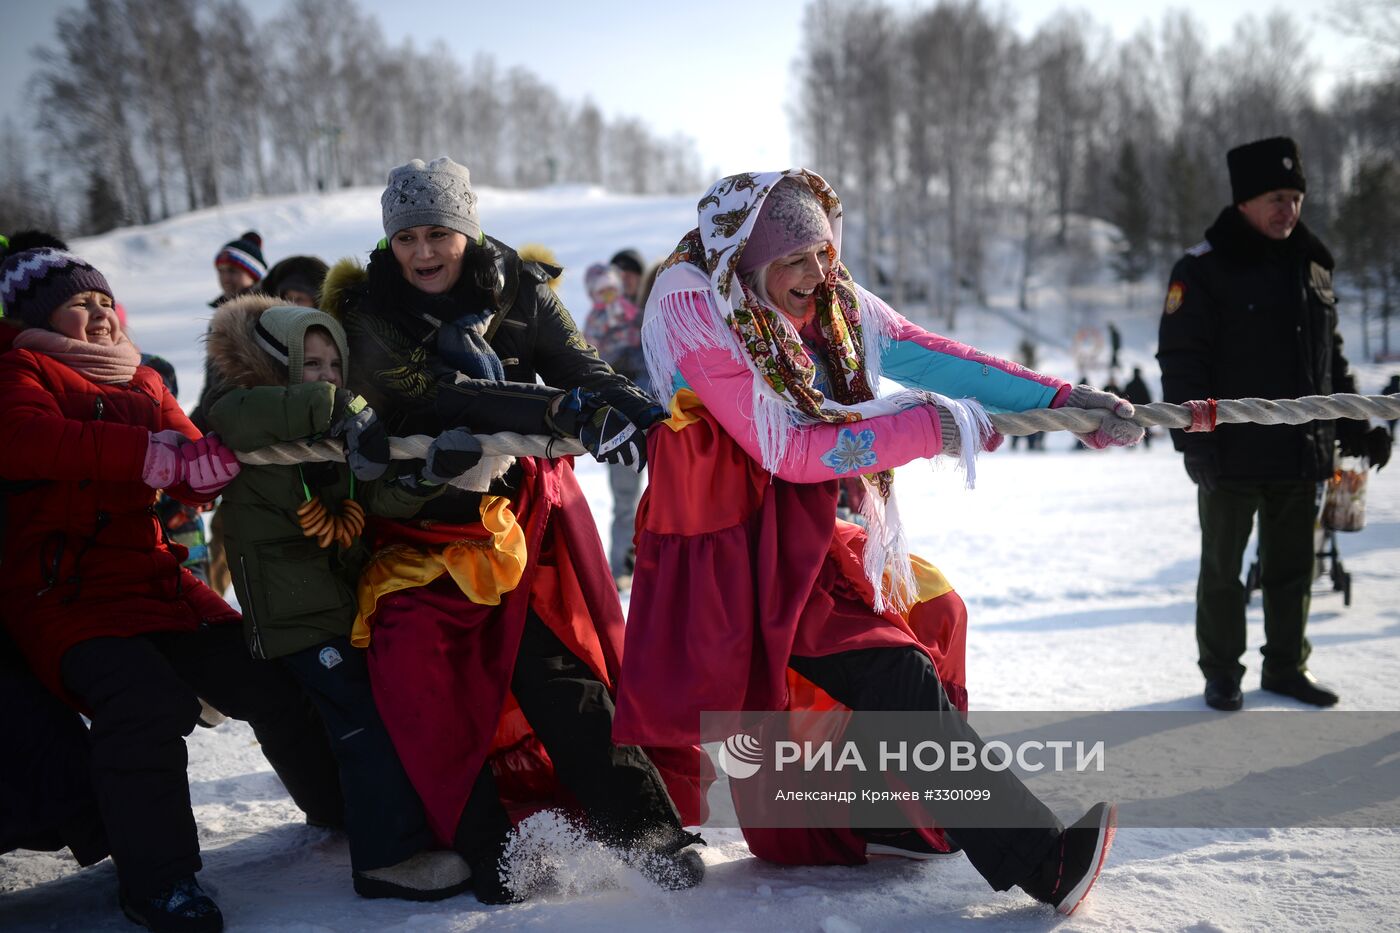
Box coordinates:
[204,294,435,659]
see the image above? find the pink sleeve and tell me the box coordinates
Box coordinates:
[676,343,943,483]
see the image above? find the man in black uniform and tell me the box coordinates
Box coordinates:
[1157,136,1391,712]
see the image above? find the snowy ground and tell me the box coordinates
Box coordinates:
[2,186,1398,931]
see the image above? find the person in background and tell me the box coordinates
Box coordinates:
[1384,374,1399,434]
[1158,136,1392,713]
[135,353,214,587]
[262,255,330,308]
[211,230,266,309]
[635,260,662,320]
[616,170,1135,916]
[194,231,269,597]
[1010,338,1045,451]
[204,296,478,902]
[1071,373,1094,451]
[0,237,342,933]
[610,247,646,306]
[1122,367,1154,449]
[582,262,647,588]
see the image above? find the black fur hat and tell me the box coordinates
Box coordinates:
[1228,137,1306,204]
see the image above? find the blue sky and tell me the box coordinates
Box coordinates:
[0,0,1376,179]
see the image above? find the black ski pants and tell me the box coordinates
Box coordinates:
[453,610,681,862]
[281,636,433,873]
[789,646,1062,891]
[60,625,343,897]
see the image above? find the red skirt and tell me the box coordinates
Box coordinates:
[363,457,710,845]
[616,397,968,865]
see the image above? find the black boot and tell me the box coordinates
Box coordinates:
[1261,671,1339,707]
[626,828,706,891]
[465,849,522,905]
[1204,676,1243,711]
[119,875,223,933]
[1019,802,1117,916]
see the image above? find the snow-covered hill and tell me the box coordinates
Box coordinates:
[3,185,1398,932]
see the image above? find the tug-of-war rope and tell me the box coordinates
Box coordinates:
[234,393,1400,493]
[991,393,1400,437]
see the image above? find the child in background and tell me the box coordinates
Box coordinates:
[140,353,214,586]
[193,231,270,596]
[582,262,646,588]
[204,296,485,901]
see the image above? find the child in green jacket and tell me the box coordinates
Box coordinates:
[205,296,482,901]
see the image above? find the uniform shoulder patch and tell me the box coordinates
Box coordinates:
[1164,281,1186,315]
[1186,240,1213,257]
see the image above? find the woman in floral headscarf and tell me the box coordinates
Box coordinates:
[614,170,1141,916]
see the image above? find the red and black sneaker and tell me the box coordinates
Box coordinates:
[1019,801,1117,916]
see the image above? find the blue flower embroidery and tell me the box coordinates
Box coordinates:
[820,428,878,475]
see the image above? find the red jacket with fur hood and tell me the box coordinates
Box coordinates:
[0,346,238,700]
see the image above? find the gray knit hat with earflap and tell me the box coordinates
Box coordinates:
[381,157,482,242]
[253,306,350,386]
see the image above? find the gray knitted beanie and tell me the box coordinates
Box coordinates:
[381,157,482,242]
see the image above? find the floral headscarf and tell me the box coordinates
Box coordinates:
[660,170,898,496]
[653,169,946,608]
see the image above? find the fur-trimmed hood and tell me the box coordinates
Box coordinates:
[319,257,367,319]
[207,292,348,389]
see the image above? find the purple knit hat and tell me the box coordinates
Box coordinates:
[0,248,114,329]
[737,177,834,275]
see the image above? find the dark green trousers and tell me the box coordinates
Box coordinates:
[1196,480,1320,682]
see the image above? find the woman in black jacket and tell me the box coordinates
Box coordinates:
[322,158,706,903]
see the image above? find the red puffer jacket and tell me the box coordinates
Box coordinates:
[0,347,238,700]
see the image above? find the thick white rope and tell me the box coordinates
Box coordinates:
[988,393,1400,437]
[236,433,585,493]
[232,393,1400,491]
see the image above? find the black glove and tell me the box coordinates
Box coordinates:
[548,388,648,473]
[1183,447,1220,493]
[1365,425,1392,471]
[330,390,391,481]
[422,427,483,485]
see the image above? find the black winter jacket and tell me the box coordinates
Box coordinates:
[1157,207,1361,482]
[327,238,659,519]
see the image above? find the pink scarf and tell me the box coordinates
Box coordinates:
[12,328,141,384]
